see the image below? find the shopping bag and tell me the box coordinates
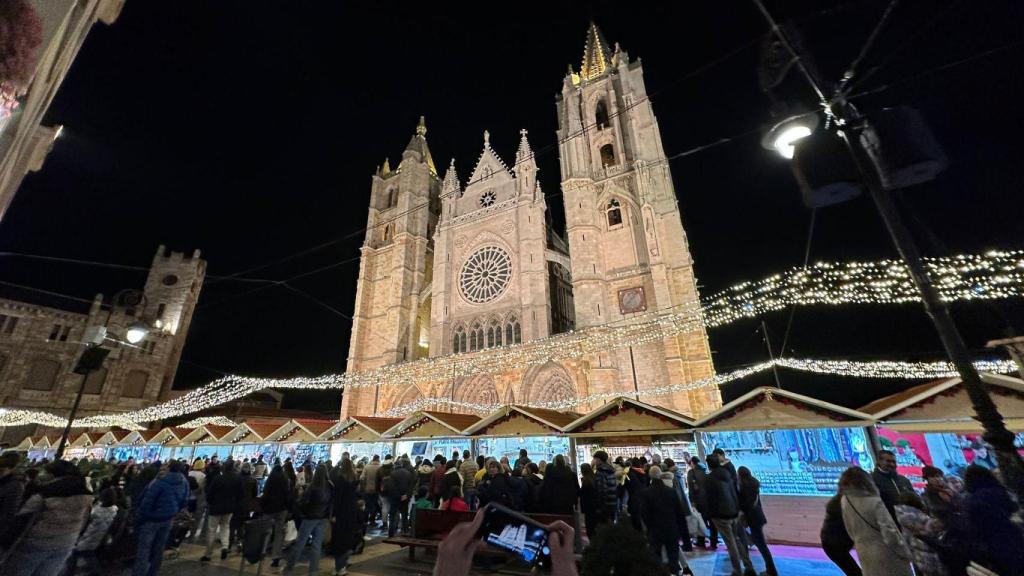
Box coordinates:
[284,520,298,542]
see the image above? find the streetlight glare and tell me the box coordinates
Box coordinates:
[772,125,813,159]
[126,324,149,344]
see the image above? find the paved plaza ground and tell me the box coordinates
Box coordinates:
[152,535,847,576]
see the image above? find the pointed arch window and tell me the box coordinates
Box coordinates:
[382,223,393,245]
[606,198,623,227]
[452,325,467,353]
[505,315,522,345]
[600,143,616,168]
[487,317,503,348]
[386,187,398,208]
[595,99,609,130]
[470,321,484,351]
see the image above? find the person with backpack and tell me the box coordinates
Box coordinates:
[133,460,190,576]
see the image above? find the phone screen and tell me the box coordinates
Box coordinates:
[478,503,551,566]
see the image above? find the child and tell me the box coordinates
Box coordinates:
[414,486,433,511]
[72,488,119,575]
[441,485,469,512]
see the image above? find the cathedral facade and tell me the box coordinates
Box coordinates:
[343,25,720,419]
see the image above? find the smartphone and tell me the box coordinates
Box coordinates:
[477,502,552,567]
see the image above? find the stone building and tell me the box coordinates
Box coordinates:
[0,0,126,223]
[344,24,719,418]
[0,245,204,442]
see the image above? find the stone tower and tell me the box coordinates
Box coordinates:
[343,118,440,417]
[556,24,720,415]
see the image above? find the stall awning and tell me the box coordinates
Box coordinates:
[122,430,162,446]
[464,406,581,436]
[563,397,694,438]
[385,411,480,439]
[262,420,327,443]
[180,425,234,445]
[96,430,132,447]
[862,372,1024,431]
[150,427,189,447]
[14,436,35,450]
[322,417,402,442]
[697,387,874,431]
[69,432,105,449]
[295,419,337,439]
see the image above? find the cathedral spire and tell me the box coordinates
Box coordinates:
[402,115,437,176]
[442,158,461,198]
[580,21,613,81]
[515,128,536,170]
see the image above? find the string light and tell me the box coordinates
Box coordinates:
[3,249,1021,428]
[178,416,238,428]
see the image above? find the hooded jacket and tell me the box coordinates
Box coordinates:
[593,462,618,516]
[15,474,93,553]
[359,460,381,493]
[75,504,119,551]
[137,471,189,524]
[703,466,739,519]
[416,462,435,490]
[207,468,244,516]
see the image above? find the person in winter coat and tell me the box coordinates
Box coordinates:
[416,459,435,493]
[252,456,268,492]
[359,455,381,524]
[871,450,914,521]
[126,461,160,507]
[651,464,693,551]
[920,465,961,523]
[203,460,245,561]
[704,455,756,576]
[591,451,618,526]
[738,466,778,576]
[839,466,912,576]
[579,463,601,541]
[0,460,93,576]
[513,449,531,472]
[429,456,447,505]
[377,456,395,530]
[133,460,190,576]
[894,491,948,576]
[640,466,694,576]
[0,452,25,550]
[330,460,360,576]
[385,457,415,537]
[441,460,464,503]
[954,464,1024,576]
[508,466,530,511]
[261,466,294,567]
[538,455,580,516]
[71,487,118,576]
[458,450,479,509]
[624,458,649,530]
[441,485,470,512]
[524,463,544,512]
[478,460,512,509]
[687,456,717,548]
[820,493,862,576]
[229,463,259,558]
[284,464,332,576]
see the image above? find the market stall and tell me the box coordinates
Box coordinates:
[464,406,577,464]
[120,430,164,462]
[321,416,400,462]
[564,397,696,468]
[181,424,236,461]
[863,372,1024,484]
[222,421,288,462]
[26,434,60,461]
[97,430,137,462]
[266,419,334,464]
[151,427,190,461]
[696,386,875,545]
[385,411,479,460]
[66,432,108,461]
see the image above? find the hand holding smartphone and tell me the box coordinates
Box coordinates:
[476,503,553,568]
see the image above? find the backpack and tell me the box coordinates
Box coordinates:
[187,475,200,492]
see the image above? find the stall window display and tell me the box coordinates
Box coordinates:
[231,443,279,462]
[330,442,391,462]
[575,441,697,469]
[478,436,570,464]
[193,445,233,461]
[277,443,331,464]
[700,427,873,497]
[396,439,471,460]
[876,428,1024,486]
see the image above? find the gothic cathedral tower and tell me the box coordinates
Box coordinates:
[557,24,720,415]
[343,118,440,417]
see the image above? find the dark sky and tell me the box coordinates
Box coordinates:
[2,1,1023,414]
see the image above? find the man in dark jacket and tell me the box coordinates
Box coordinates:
[260,466,293,566]
[872,450,914,521]
[640,469,694,576]
[624,458,649,530]
[385,457,415,537]
[705,455,756,576]
[134,460,190,576]
[428,455,446,505]
[538,456,579,516]
[591,451,618,525]
[203,460,244,561]
[687,456,717,548]
[478,460,512,509]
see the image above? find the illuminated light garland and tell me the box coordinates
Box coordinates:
[703,250,1024,327]
[178,416,239,428]
[1,250,1021,428]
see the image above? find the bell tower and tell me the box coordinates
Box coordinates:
[343,117,440,417]
[557,24,720,415]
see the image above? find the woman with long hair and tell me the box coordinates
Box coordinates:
[260,465,294,568]
[329,460,359,576]
[578,463,600,543]
[737,466,778,576]
[283,464,333,575]
[839,467,911,576]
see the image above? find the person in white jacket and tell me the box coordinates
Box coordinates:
[71,488,119,576]
[838,467,912,576]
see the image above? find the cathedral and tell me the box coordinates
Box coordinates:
[343,24,720,419]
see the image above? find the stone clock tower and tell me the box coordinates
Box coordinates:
[556,23,718,415]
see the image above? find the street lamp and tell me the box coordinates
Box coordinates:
[762,114,817,159]
[125,322,150,344]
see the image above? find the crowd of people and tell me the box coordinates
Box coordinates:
[0,445,1021,576]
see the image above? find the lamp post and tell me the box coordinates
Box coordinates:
[755,1,1024,496]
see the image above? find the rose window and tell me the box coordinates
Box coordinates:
[459,246,512,304]
[479,190,496,207]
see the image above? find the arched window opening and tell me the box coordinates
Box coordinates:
[606,198,623,227]
[382,223,393,244]
[595,100,609,130]
[505,315,522,345]
[600,143,616,168]
[387,188,398,208]
[452,325,467,354]
[471,321,484,351]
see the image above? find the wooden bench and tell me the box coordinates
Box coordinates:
[383,509,574,562]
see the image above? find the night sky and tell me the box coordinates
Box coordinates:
[2,1,1023,414]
